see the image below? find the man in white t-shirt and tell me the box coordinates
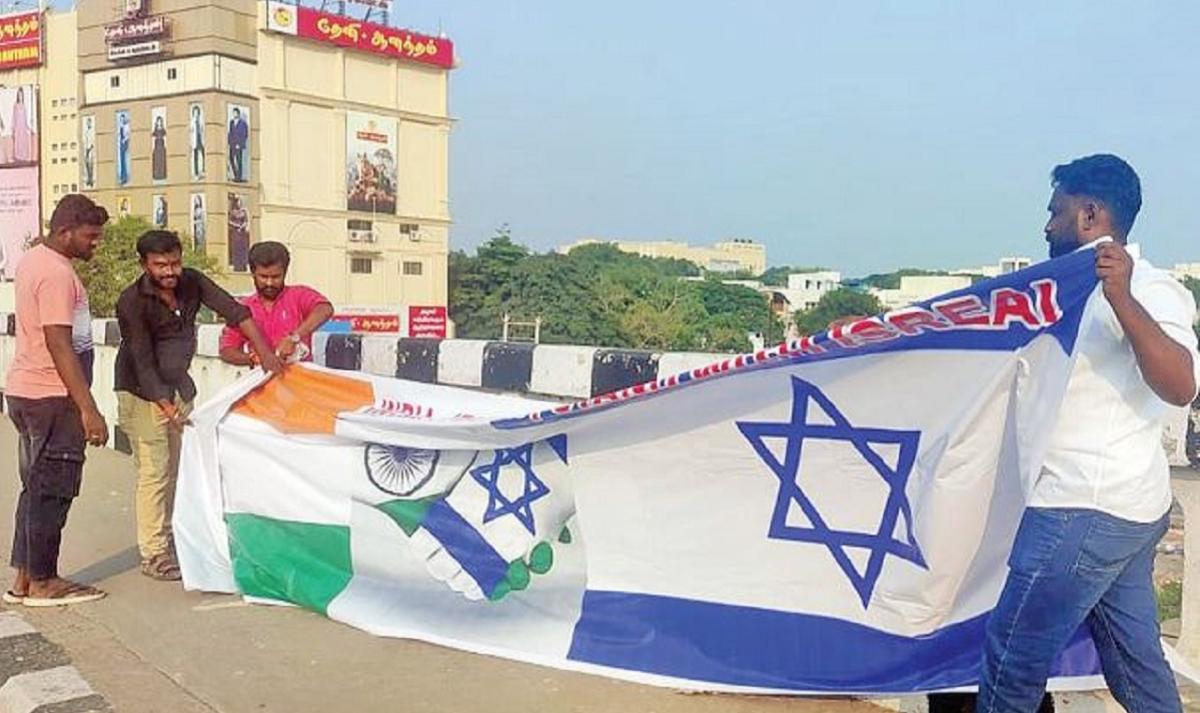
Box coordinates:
[978,154,1197,713]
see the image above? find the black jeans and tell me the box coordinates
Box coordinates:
[7,395,86,580]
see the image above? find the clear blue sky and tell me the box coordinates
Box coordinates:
[61,1,1200,276]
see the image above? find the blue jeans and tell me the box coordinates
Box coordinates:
[979,507,1180,713]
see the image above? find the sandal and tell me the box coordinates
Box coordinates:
[23,582,106,608]
[140,553,182,581]
[2,589,25,604]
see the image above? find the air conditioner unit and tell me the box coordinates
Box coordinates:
[348,228,377,243]
[399,223,421,241]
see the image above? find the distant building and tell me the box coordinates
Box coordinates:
[871,274,972,310]
[559,238,767,275]
[687,268,841,317]
[1171,263,1200,283]
[72,0,453,318]
[951,256,1032,279]
[759,270,842,314]
[0,8,79,281]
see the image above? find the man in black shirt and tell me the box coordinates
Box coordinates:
[115,230,282,581]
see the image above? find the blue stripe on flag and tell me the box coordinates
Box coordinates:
[422,501,510,596]
[567,590,1100,692]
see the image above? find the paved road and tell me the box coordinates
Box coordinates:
[0,421,898,713]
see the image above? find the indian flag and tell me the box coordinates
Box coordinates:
[174,249,1195,693]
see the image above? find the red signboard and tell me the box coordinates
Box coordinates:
[408,306,448,339]
[331,313,402,334]
[0,11,42,70]
[275,5,453,69]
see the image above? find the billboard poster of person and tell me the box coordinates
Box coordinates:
[116,109,132,186]
[191,193,207,251]
[0,85,41,279]
[189,103,205,180]
[151,106,168,182]
[117,194,132,218]
[345,111,398,214]
[153,194,168,227]
[0,167,39,280]
[227,193,249,271]
[81,115,97,189]
[0,85,38,167]
[226,103,250,183]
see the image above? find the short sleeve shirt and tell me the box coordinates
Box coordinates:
[5,244,92,399]
[219,285,330,359]
[1031,242,1200,523]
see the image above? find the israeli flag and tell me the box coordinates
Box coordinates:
[177,248,1120,694]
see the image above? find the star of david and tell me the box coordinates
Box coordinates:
[736,377,926,608]
[469,435,566,535]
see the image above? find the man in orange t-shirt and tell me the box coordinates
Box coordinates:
[5,195,110,607]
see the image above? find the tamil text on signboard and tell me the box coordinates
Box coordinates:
[0,11,42,70]
[266,4,453,69]
[327,313,403,334]
[104,13,168,43]
[346,112,398,214]
[106,0,169,60]
[408,306,448,339]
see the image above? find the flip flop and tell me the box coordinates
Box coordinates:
[23,584,106,608]
[2,590,25,604]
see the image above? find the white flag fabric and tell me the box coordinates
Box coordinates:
[177,249,1138,694]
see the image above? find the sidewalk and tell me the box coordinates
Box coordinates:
[1,421,896,713]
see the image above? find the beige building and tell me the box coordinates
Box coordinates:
[950,256,1032,279]
[1171,262,1200,283]
[75,0,453,313]
[0,8,79,231]
[559,238,767,275]
[871,274,973,310]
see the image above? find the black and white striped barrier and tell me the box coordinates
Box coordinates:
[308,332,720,398]
[2,318,723,400]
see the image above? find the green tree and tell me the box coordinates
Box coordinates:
[758,265,826,287]
[565,243,700,279]
[793,288,882,335]
[75,216,221,318]
[1184,277,1200,340]
[618,279,707,350]
[859,268,945,290]
[448,225,532,338]
[696,278,784,345]
[447,230,782,352]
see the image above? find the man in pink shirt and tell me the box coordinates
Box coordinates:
[5,195,109,607]
[219,242,333,366]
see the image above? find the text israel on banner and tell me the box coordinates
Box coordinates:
[177,249,1125,694]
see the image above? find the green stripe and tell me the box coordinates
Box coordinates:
[226,513,352,615]
[373,497,434,536]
